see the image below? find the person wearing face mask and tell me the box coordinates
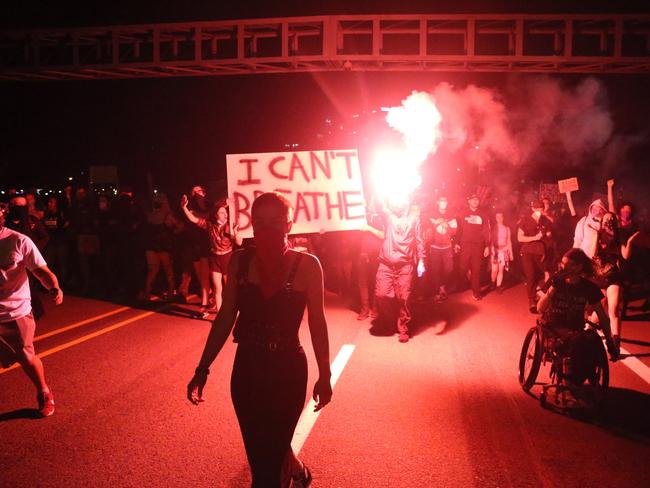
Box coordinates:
[181,195,242,317]
[42,196,70,286]
[573,198,607,259]
[7,196,49,251]
[177,186,212,315]
[517,200,552,313]
[0,204,63,417]
[455,193,491,302]
[587,211,641,360]
[422,194,457,303]
[537,249,614,386]
[187,192,332,487]
[373,195,425,343]
[139,194,182,301]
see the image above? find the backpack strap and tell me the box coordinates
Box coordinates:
[285,252,303,291]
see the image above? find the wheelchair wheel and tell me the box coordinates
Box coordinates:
[518,327,542,391]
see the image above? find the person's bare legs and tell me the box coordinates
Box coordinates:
[607,284,622,337]
[210,271,224,312]
[159,252,175,297]
[17,352,49,392]
[193,258,210,308]
[143,251,161,298]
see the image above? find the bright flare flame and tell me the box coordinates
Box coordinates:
[385,91,443,163]
[371,91,443,203]
[371,147,422,206]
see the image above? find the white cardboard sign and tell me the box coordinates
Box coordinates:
[227,149,366,237]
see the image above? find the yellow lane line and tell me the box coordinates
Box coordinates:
[34,306,131,342]
[1,305,170,375]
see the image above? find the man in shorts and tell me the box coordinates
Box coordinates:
[0,205,64,417]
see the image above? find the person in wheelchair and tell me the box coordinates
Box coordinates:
[536,248,616,386]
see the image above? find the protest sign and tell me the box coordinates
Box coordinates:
[227,149,366,237]
[558,177,579,194]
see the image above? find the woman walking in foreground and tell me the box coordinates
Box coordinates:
[187,191,332,487]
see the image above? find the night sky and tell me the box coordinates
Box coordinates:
[1,1,649,199]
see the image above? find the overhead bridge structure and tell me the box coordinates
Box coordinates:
[1,13,650,81]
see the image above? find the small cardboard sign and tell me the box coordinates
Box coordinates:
[558,177,579,194]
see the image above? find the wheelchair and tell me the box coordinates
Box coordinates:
[518,320,609,411]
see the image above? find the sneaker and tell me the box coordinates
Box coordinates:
[37,391,55,417]
[496,286,505,295]
[472,293,482,301]
[370,308,379,319]
[356,309,369,320]
[398,333,410,343]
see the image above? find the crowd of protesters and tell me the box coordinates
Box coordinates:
[2,177,649,352]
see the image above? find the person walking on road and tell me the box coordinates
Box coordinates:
[0,205,63,417]
[187,191,332,487]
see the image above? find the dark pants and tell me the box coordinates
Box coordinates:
[231,346,307,487]
[521,252,544,302]
[357,252,379,311]
[459,243,484,296]
[375,261,414,335]
[428,246,454,294]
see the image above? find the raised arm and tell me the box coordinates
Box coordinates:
[180,194,200,225]
[304,253,332,412]
[621,231,641,260]
[187,252,241,404]
[606,179,616,213]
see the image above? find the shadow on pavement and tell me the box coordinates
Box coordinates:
[599,388,650,444]
[0,408,41,422]
[367,298,478,337]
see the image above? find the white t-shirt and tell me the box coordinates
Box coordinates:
[0,227,47,322]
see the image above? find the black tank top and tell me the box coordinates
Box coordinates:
[232,248,306,349]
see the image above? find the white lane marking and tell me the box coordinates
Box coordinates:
[620,346,650,385]
[291,344,356,454]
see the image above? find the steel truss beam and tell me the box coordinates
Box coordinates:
[1,14,649,81]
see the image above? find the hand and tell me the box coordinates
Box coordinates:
[483,246,490,258]
[454,244,461,254]
[417,259,426,278]
[313,377,332,412]
[535,231,543,240]
[232,222,240,234]
[187,373,207,405]
[607,178,615,188]
[627,231,641,245]
[50,288,64,305]
[181,194,189,208]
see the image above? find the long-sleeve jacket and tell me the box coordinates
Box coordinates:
[455,208,490,247]
[378,209,425,266]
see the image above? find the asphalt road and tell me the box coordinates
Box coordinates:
[1,284,649,488]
